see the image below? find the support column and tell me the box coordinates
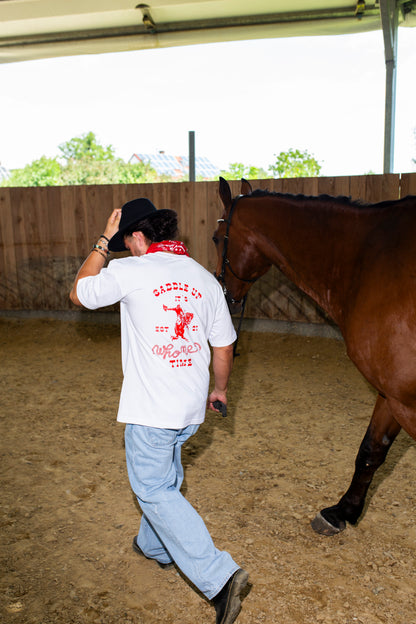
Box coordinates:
[380,0,399,173]
[188,130,195,182]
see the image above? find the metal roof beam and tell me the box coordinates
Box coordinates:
[0,6,382,50]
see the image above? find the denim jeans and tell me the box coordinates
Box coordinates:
[124,423,239,599]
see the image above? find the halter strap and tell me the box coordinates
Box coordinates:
[216,195,257,358]
[217,196,257,296]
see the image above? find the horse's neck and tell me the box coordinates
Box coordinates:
[243,196,375,325]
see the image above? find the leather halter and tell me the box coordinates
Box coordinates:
[216,195,257,306]
[215,195,258,357]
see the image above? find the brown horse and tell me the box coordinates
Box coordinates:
[213,176,416,536]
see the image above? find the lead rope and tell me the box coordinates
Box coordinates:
[233,294,247,358]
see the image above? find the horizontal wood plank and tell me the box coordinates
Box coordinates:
[0,175,412,321]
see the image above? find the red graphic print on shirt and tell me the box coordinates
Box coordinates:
[163,304,194,341]
[152,282,202,368]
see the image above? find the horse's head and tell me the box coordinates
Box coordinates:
[213,177,270,314]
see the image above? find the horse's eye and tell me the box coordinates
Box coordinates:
[212,236,218,245]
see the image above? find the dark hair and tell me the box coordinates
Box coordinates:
[124,209,178,242]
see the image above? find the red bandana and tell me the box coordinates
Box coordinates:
[146,240,190,257]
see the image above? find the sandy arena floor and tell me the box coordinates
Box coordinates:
[1,318,415,624]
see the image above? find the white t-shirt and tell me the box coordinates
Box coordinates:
[76,252,236,428]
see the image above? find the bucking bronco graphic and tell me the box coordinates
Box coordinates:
[163,304,194,341]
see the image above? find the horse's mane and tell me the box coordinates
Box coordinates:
[246,188,416,210]
[248,188,367,208]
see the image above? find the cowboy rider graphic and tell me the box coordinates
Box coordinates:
[163,304,194,341]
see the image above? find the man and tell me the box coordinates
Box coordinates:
[70,198,248,624]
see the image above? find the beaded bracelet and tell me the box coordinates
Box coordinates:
[92,243,110,256]
[92,248,107,260]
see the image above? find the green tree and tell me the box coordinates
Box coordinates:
[268,148,321,178]
[59,157,159,185]
[57,132,157,185]
[1,156,62,187]
[1,132,160,186]
[219,162,268,180]
[112,161,160,184]
[58,131,115,163]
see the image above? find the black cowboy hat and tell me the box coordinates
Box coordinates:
[108,198,171,252]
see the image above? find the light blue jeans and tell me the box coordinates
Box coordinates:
[124,423,239,600]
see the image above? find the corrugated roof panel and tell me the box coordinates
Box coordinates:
[131,152,220,179]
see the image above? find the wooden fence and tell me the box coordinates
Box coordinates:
[1,173,415,321]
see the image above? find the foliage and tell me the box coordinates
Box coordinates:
[219,162,268,180]
[268,148,322,179]
[58,131,116,163]
[58,158,159,186]
[219,150,321,181]
[2,156,63,187]
[1,132,159,187]
[113,161,161,184]
[1,131,324,187]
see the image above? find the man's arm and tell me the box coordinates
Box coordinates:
[208,343,234,412]
[69,208,121,307]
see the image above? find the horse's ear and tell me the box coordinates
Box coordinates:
[241,178,252,195]
[219,177,232,209]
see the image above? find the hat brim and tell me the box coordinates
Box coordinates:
[108,209,173,252]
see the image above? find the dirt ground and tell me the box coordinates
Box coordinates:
[1,317,415,624]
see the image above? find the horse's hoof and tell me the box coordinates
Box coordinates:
[310,512,346,536]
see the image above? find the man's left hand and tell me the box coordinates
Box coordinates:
[103,208,122,241]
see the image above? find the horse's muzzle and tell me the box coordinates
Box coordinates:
[214,271,244,314]
[226,295,243,315]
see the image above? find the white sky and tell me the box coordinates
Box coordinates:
[0,27,415,177]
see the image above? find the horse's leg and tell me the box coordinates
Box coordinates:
[311,394,402,536]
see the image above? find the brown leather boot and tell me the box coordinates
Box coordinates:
[212,569,249,624]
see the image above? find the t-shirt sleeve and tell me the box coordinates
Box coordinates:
[76,264,124,310]
[208,286,237,347]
